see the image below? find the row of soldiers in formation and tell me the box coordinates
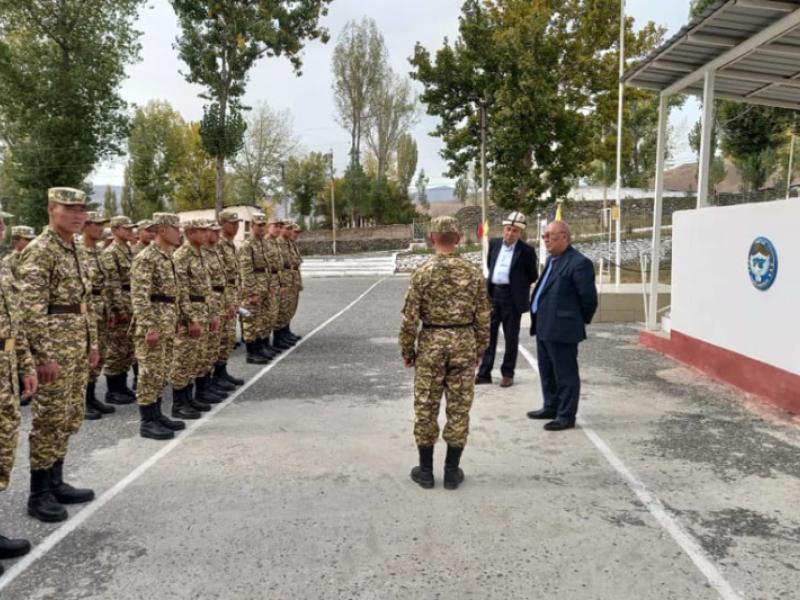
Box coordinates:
[0,187,304,573]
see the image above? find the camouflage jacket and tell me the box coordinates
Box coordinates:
[173,243,211,325]
[81,242,113,321]
[130,243,180,334]
[237,237,270,297]
[264,236,286,288]
[0,274,36,394]
[201,245,227,314]
[102,240,134,315]
[131,241,149,257]
[1,251,22,281]
[399,253,492,361]
[218,236,240,305]
[16,228,99,363]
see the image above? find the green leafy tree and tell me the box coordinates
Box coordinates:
[365,71,417,177]
[690,0,715,18]
[415,169,429,210]
[172,122,218,211]
[171,0,331,214]
[103,185,118,218]
[120,165,135,217]
[285,152,328,228]
[0,0,144,229]
[454,175,469,204]
[395,133,418,199]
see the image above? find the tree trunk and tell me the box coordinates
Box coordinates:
[216,155,225,215]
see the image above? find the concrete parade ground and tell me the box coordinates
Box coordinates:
[0,276,798,599]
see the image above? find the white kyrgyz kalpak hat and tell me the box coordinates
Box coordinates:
[503,211,527,231]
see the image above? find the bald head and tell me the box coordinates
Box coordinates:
[543,221,572,256]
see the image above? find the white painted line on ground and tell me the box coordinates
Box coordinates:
[0,278,386,591]
[517,343,744,600]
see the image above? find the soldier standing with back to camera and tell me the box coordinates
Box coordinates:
[81,212,117,420]
[399,216,491,490]
[17,187,100,522]
[130,213,191,438]
[215,210,245,385]
[102,215,137,404]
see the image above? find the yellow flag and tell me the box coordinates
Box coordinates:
[555,203,563,221]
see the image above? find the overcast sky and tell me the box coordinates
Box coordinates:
[92,0,700,187]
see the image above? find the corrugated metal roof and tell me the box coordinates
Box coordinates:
[624,0,800,110]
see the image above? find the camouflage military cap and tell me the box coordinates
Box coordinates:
[0,204,12,219]
[48,187,86,205]
[208,221,221,231]
[11,225,35,239]
[102,227,112,239]
[267,216,284,226]
[152,212,180,228]
[85,211,109,225]
[218,209,241,224]
[429,216,461,234]
[136,219,155,230]
[289,223,301,231]
[183,218,211,230]
[250,213,267,225]
[110,216,134,228]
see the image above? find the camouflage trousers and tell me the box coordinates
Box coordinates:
[104,319,135,377]
[134,329,175,407]
[0,386,21,491]
[30,335,89,470]
[170,324,208,389]
[260,281,280,338]
[413,328,477,448]
[89,299,108,383]
[218,313,237,364]
[240,295,263,343]
[275,273,294,329]
[288,271,302,322]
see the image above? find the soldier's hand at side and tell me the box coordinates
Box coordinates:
[404,357,415,368]
[37,361,60,384]
[188,322,202,338]
[107,314,117,328]
[210,317,220,332]
[248,294,259,307]
[475,354,482,367]
[22,374,38,399]
[89,349,100,369]
[116,313,131,324]
[145,330,160,346]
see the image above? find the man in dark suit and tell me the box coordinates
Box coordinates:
[476,212,538,388]
[527,221,597,431]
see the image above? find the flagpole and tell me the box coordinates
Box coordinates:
[614,0,625,288]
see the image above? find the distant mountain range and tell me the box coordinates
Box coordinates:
[412,186,456,204]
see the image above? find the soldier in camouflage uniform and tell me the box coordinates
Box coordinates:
[0,221,38,568]
[202,222,235,396]
[237,214,272,364]
[17,187,100,522]
[101,228,113,248]
[132,219,154,257]
[399,216,491,490]
[171,219,221,415]
[131,213,191,438]
[264,218,292,352]
[270,220,297,350]
[280,222,303,343]
[2,226,36,281]
[102,216,137,404]
[215,210,244,386]
[81,213,117,420]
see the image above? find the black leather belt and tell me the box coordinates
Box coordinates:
[271,269,279,274]
[121,284,131,291]
[48,304,86,315]
[422,323,473,329]
[189,295,205,302]
[91,289,103,296]
[211,285,225,293]
[150,294,175,304]
[253,267,266,273]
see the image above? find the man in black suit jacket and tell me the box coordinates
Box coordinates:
[527,221,597,431]
[476,212,538,387]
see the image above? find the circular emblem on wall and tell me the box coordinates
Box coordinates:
[747,237,778,291]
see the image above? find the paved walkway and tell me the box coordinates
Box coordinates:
[0,277,798,599]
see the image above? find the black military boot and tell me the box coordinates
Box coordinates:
[86,381,115,415]
[281,326,298,345]
[190,379,213,411]
[132,362,139,391]
[210,368,236,392]
[410,446,435,489]
[443,445,465,490]
[84,384,102,421]
[286,325,301,342]
[273,329,293,350]
[171,387,201,420]
[215,363,244,386]
[119,370,136,400]
[246,341,270,364]
[27,469,68,522]
[257,338,279,358]
[155,398,185,431]
[50,459,94,504]
[197,375,224,403]
[105,374,134,405]
[0,533,31,559]
[139,404,174,441]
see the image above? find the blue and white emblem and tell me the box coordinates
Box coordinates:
[747,237,778,291]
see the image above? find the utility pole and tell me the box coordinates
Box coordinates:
[614,0,626,288]
[327,150,336,255]
[479,99,488,235]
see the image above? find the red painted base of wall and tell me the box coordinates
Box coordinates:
[640,329,800,415]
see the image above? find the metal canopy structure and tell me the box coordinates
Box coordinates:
[623,0,800,330]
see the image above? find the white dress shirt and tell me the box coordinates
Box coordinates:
[491,241,517,285]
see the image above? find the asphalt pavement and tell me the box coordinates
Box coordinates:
[0,276,798,599]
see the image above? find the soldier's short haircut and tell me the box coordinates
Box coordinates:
[432,232,459,245]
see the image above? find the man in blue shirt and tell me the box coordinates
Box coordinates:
[476,212,538,387]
